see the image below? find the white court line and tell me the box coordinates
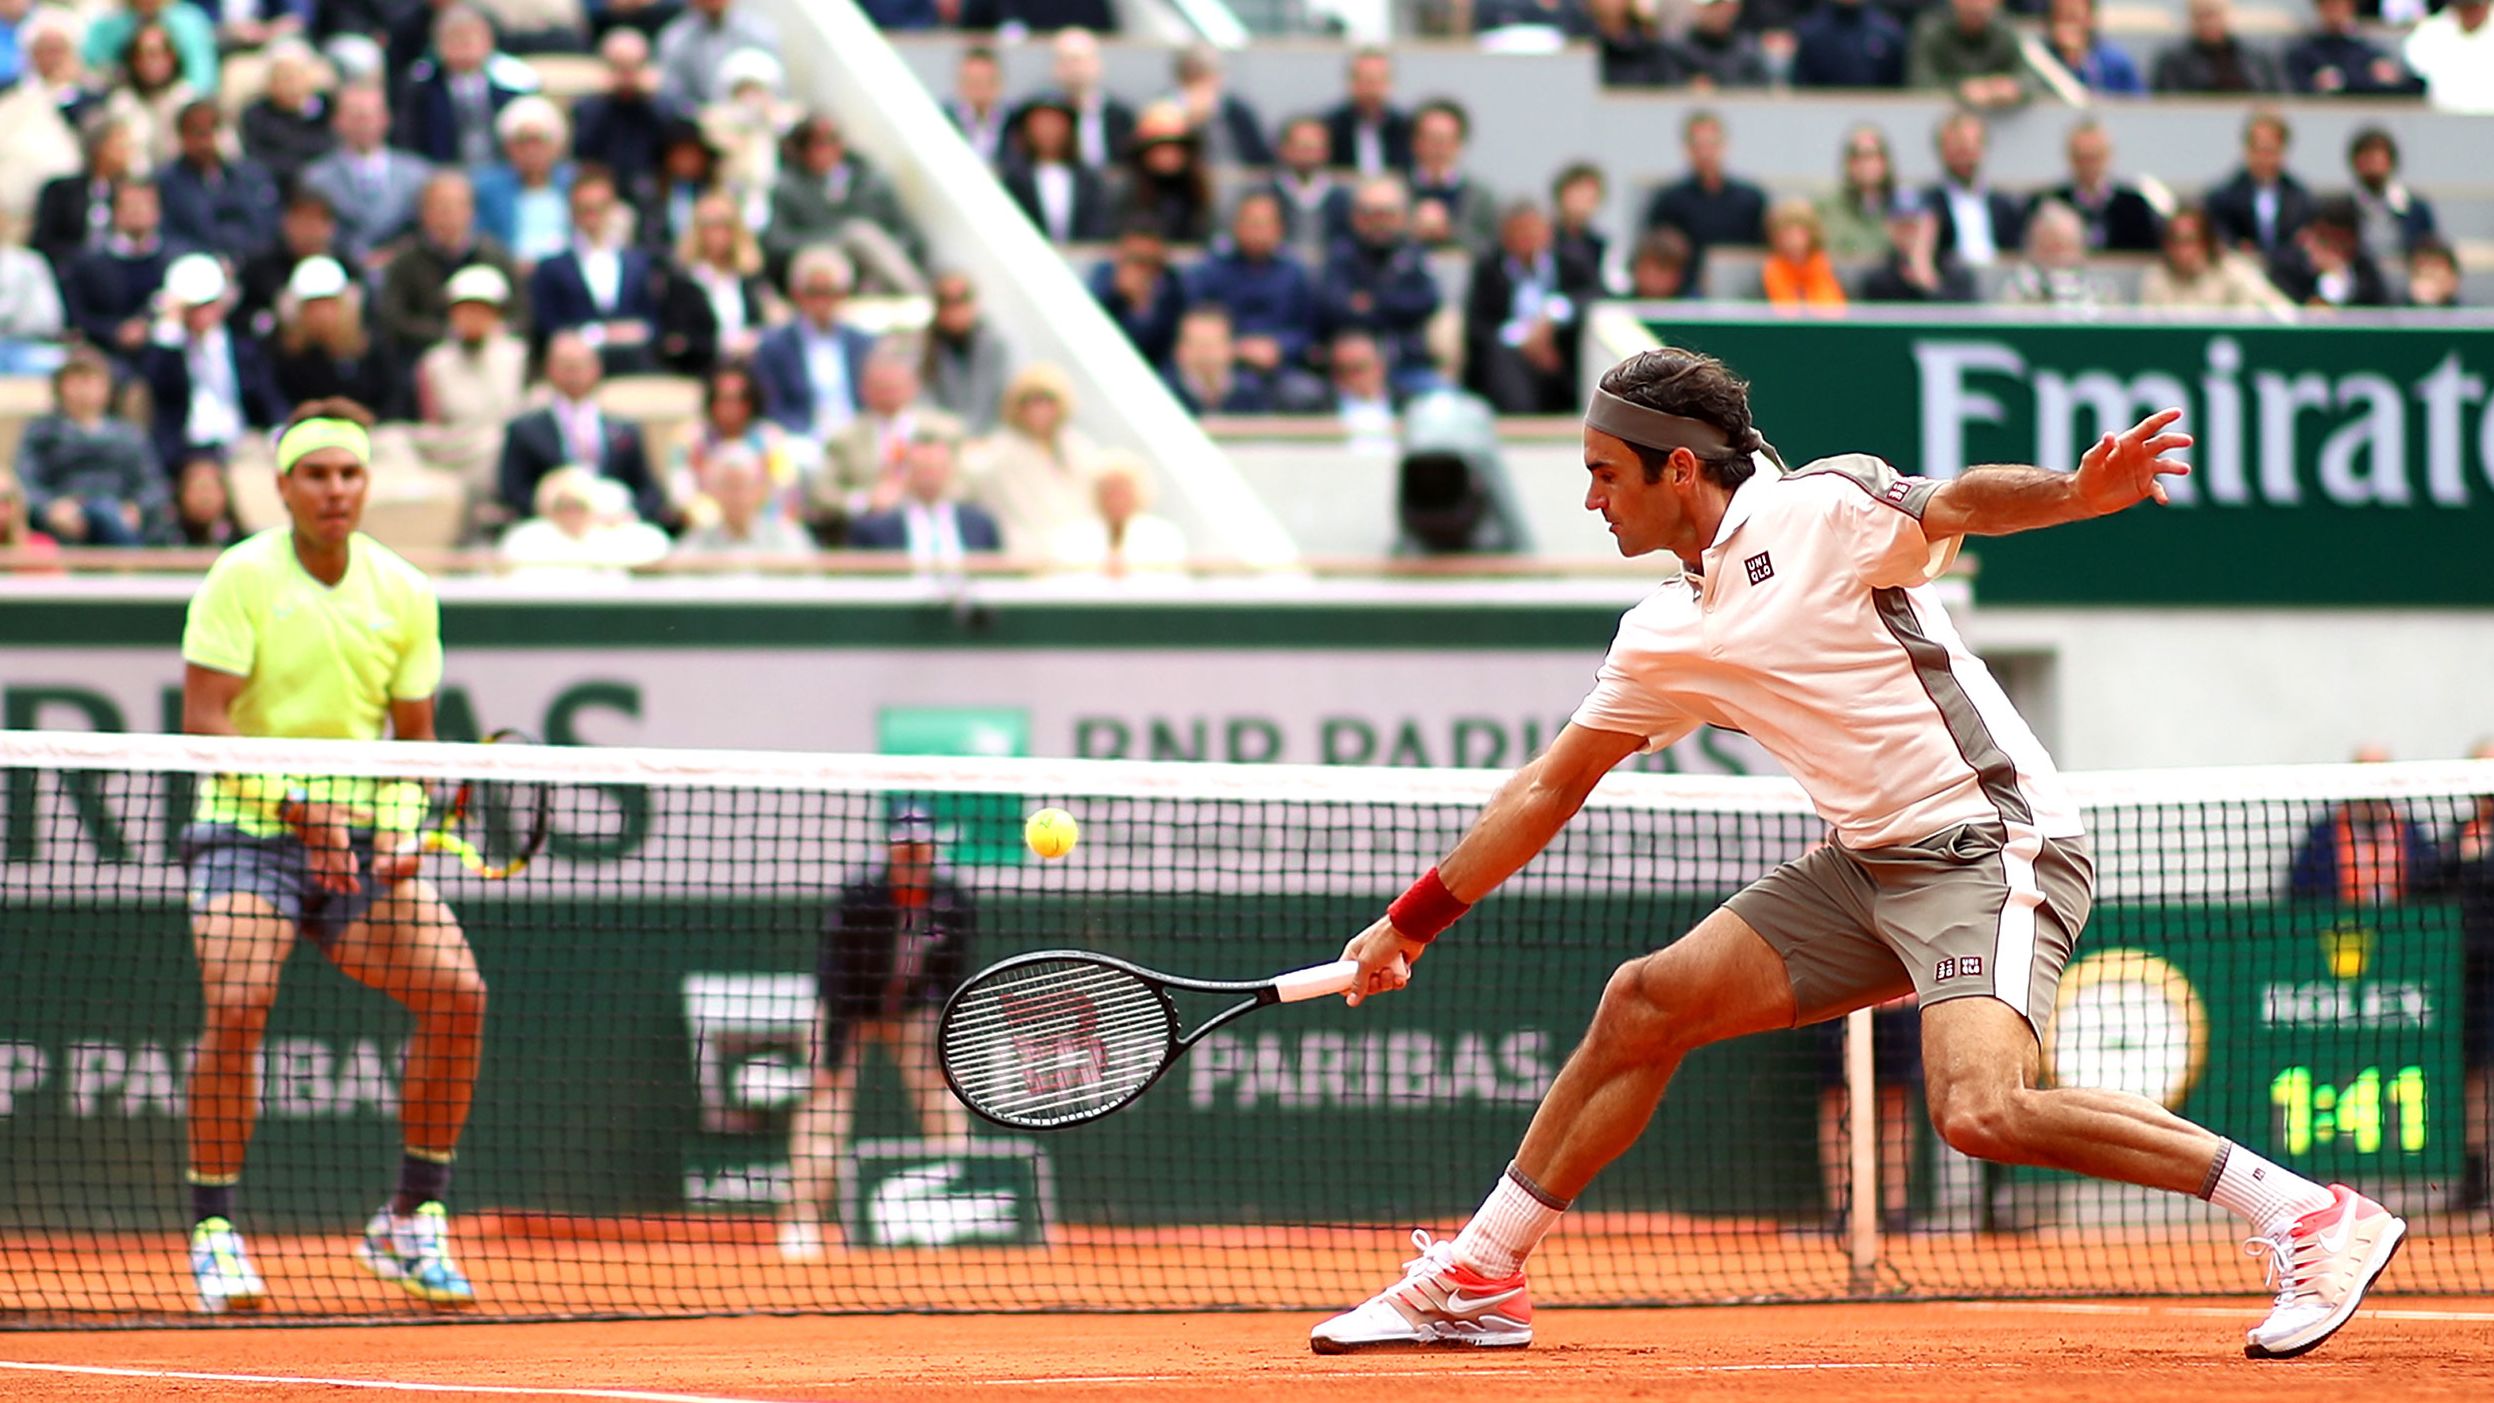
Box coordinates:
[974,1362,2040,1386]
[0,1360,815,1403]
[1940,1302,2494,1324]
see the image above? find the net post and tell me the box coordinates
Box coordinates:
[1845,1004,1878,1293]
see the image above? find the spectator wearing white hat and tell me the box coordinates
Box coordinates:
[270,255,404,420]
[413,264,531,527]
[699,45,794,224]
[472,95,576,271]
[135,250,288,469]
[655,0,777,107]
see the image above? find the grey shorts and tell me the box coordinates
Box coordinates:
[180,822,382,952]
[1725,824,2094,1039]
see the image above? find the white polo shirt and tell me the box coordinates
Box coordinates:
[1571,455,2083,852]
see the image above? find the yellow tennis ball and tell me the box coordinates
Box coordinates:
[1025,807,1080,860]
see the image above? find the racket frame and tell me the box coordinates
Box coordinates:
[420,728,554,879]
[935,950,1357,1132]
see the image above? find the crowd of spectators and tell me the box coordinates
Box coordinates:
[949,28,2474,421]
[0,0,2485,567]
[0,0,1201,573]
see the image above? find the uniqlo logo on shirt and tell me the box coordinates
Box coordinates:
[1883,479,1913,504]
[1744,551,1774,585]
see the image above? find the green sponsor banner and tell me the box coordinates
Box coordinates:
[1645,315,2494,606]
[5,886,2455,1234]
[2047,902,2462,1181]
[0,888,1837,1233]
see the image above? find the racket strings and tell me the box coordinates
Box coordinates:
[942,961,1175,1126]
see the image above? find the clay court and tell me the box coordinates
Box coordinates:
[5,1299,2494,1403]
[6,1222,2493,1402]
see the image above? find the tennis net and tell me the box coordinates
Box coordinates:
[2,730,2488,1325]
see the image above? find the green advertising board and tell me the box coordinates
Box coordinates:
[2048,901,2462,1183]
[1644,314,2494,607]
[1,879,2459,1235]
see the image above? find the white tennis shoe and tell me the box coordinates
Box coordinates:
[1310,1229,1532,1354]
[2243,1184,2405,1359]
[189,1216,266,1314]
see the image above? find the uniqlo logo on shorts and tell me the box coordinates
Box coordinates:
[1935,956,1984,981]
[1744,551,1774,585]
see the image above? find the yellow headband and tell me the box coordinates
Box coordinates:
[276,418,371,474]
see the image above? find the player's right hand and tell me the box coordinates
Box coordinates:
[303,823,361,894]
[1339,915,1425,1008]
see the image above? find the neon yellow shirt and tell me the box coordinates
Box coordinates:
[182,529,442,834]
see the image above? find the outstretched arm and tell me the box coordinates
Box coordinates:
[1920,408,2193,540]
[1340,723,1646,1005]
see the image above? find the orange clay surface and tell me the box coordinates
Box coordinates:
[5,1300,2494,1403]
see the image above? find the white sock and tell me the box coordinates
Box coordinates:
[1451,1164,1568,1277]
[2203,1140,2332,1237]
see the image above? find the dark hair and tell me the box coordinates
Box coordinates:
[1551,161,1604,201]
[1597,348,1761,489]
[2244,108,2290,147]
[2162,200,2218,256]
[2310,193,2361,234]
[961,44,998,67]
[1414,98,1469,142]
[1230,187,1282,225]
[122,21,180,96]
[1683,109,1723,143]
[177,98,221,131]
[1280,113,1326,143]
[1634,226,1692,269]
[704,362,761,417]
[2347,125,2397,165]
[284,397,377,431]
[2409,236,2458,271]
[285,188,335,218]
[570,161,619,197]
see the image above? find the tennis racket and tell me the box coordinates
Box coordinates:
[417,728,554,879]
[937,951,1362,1130]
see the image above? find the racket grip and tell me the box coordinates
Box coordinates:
[1271,959,1361,1004]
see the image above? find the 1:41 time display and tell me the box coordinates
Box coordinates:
[2269,1065,2428,1156]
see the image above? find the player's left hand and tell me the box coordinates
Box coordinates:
[2076,408,2194,515]
[372,846,421,890]
[1339,915,1424,1008]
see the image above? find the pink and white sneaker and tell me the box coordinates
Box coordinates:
[1310,1229,1532,1354]
[2243,1184,2406,1359]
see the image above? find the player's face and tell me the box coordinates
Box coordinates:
[1583,429,1681,560]
[279,449,368,549]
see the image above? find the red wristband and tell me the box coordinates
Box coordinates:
[1387,867,1471,944]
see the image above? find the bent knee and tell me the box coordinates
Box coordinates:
[1590,955,1687,1054]
[1928,1087,2028,1163]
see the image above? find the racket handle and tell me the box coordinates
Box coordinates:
[1271,959,1361,1004]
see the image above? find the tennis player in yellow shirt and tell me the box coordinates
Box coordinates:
[178,399,484,1313]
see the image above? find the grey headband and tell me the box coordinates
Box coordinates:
[1584,387,1734,456]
